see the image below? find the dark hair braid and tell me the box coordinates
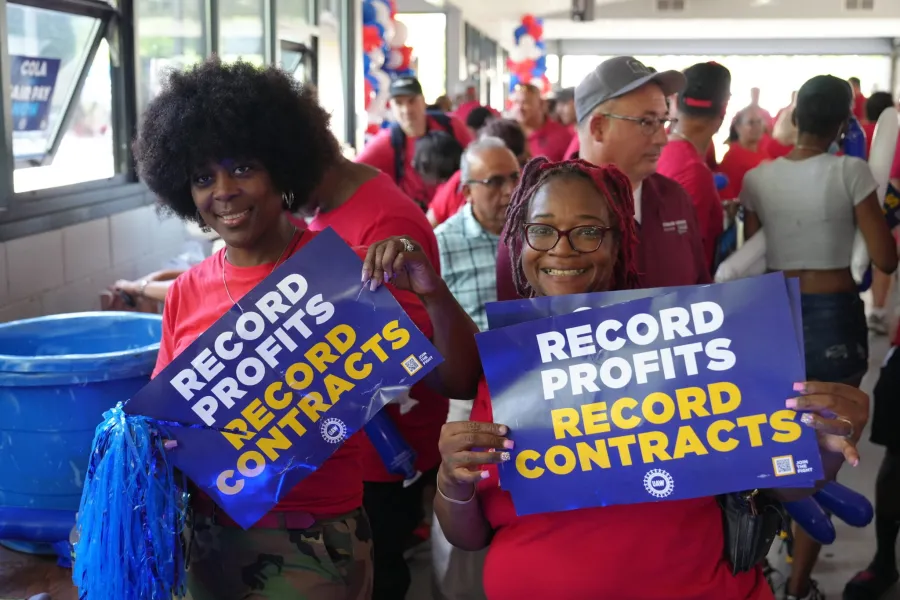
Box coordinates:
[502,157,640,298]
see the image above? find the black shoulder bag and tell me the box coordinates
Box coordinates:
[718,489,787,574]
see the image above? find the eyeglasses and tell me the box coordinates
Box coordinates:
[602,113,676,136]
[523,223,615,253]
[466,172,519,190]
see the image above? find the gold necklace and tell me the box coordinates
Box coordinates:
[222,228,299,308]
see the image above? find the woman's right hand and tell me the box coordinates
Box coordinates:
[437,421,513,500]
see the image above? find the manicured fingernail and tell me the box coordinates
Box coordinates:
[793,382,806,393]
[500,452,511,462]
[370,280,378,291]
[503,439,514,449]
[800,413,814,426]
[497,425,508,435]
[480,470,490,479]
[785,398,798,409]
[163,440,178,450]
[361,269,367,282]
[852,457,860,467]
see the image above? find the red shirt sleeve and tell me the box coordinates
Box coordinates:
[430,172,466,226]
[676,163,724,268]
[152,279,181,378]
[355,130,397,181]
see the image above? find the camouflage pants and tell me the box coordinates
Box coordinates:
[186,509,373,600]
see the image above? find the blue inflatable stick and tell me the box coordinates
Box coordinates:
[783,497,837,544]
[813,482,874,528]
[364,410,422,486]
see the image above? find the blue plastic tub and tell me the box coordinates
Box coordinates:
[0,312,162,553]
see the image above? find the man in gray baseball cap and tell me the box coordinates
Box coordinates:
[575,56,711,289]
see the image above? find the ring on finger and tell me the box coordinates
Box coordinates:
[836,416,855,439]
[400,238,414,253]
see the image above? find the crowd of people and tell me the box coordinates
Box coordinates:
[111,55,900,600]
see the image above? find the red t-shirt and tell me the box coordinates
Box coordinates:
[453,101,501,124]
[853,95,867,122]
[496,173,711,302]
[657,139,724,269]
[762,136,793,160]
[469,378,774,600]
[355,115,473,208]
[153,231,363,515]
[429,171,467,226]
[308,172,449,481]
[892,137,900,180]
[526,119,574,162]
[718,144,766,201]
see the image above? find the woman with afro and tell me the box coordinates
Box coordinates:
[133,57,481,600]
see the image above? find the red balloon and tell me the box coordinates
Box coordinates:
[513,59,535,82]
[398,46,414,71]
[364,79,374,110]
[527,22,543,40]
[389,0,397,17]
[363,25,382,53]
[366,123,380,136]
[521,14,536,28]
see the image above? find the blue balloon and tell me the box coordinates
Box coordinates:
[362,1,377,25]
[365,73,380,94]
[509,74,520,94]
[534,56,546,71]
[536,40,546,51]
[363,54,372,76]
[514,25,527,43]
[714,172,729,191]
[843,117,867,159]
[372,21,385,40]
[532,65,546,78]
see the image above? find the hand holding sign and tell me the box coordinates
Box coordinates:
[362,236,441,295]
[437,421,513,496]
[788,381,869,470]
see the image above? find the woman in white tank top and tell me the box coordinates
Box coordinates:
[740,74,897,600]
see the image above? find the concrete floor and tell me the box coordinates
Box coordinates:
[407,327,900,600]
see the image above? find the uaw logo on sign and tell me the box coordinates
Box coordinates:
[644,469,675,499]
[321,418,348,444]
[662,219,689,235]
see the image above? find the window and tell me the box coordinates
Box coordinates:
[219,0,266,66]
[6,2,115,193]
[394,13,446,104]
[136,0,207,115]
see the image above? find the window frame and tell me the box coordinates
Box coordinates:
[0,0,143,241]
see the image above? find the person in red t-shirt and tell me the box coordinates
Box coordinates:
[426,157,867,600]
[718,106,768,200]
[356,77,473,209]
[658,61,731,270]
[850,77,867,122]
[511,83,574,161]
[427,119,529,228]
[133,58,481,600]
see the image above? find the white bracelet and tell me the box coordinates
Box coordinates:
[437,479,476,505]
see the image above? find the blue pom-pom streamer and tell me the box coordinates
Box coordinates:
[72,403,188,600]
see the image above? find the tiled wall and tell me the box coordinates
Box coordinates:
[0,205,190,323]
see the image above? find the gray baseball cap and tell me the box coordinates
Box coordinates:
[575,56,686,124]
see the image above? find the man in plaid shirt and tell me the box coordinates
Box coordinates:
[434,137,520,331]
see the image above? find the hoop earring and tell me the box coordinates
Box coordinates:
[282,190,296,211]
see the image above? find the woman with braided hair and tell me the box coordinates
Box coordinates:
[358,155,870,599]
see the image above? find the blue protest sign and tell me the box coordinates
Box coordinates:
[476,273,821,517]
[883,181,900,230]
[10,56,61,132]
[124,227,442,528]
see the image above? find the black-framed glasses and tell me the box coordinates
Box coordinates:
[466,172,519,190]
[523,223,615,253]
[602,113,676,136]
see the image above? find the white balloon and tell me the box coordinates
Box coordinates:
[518,35,537,58]
[372,2,395,44]
[371,69,392,94]
[393,20,408,46]
[509,45,529,64]
[386,48,403,70]
[372,1,391,26]
[367,48,385,71]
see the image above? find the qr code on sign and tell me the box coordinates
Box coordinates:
[401,354,423,376]
[772,455,796,477]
